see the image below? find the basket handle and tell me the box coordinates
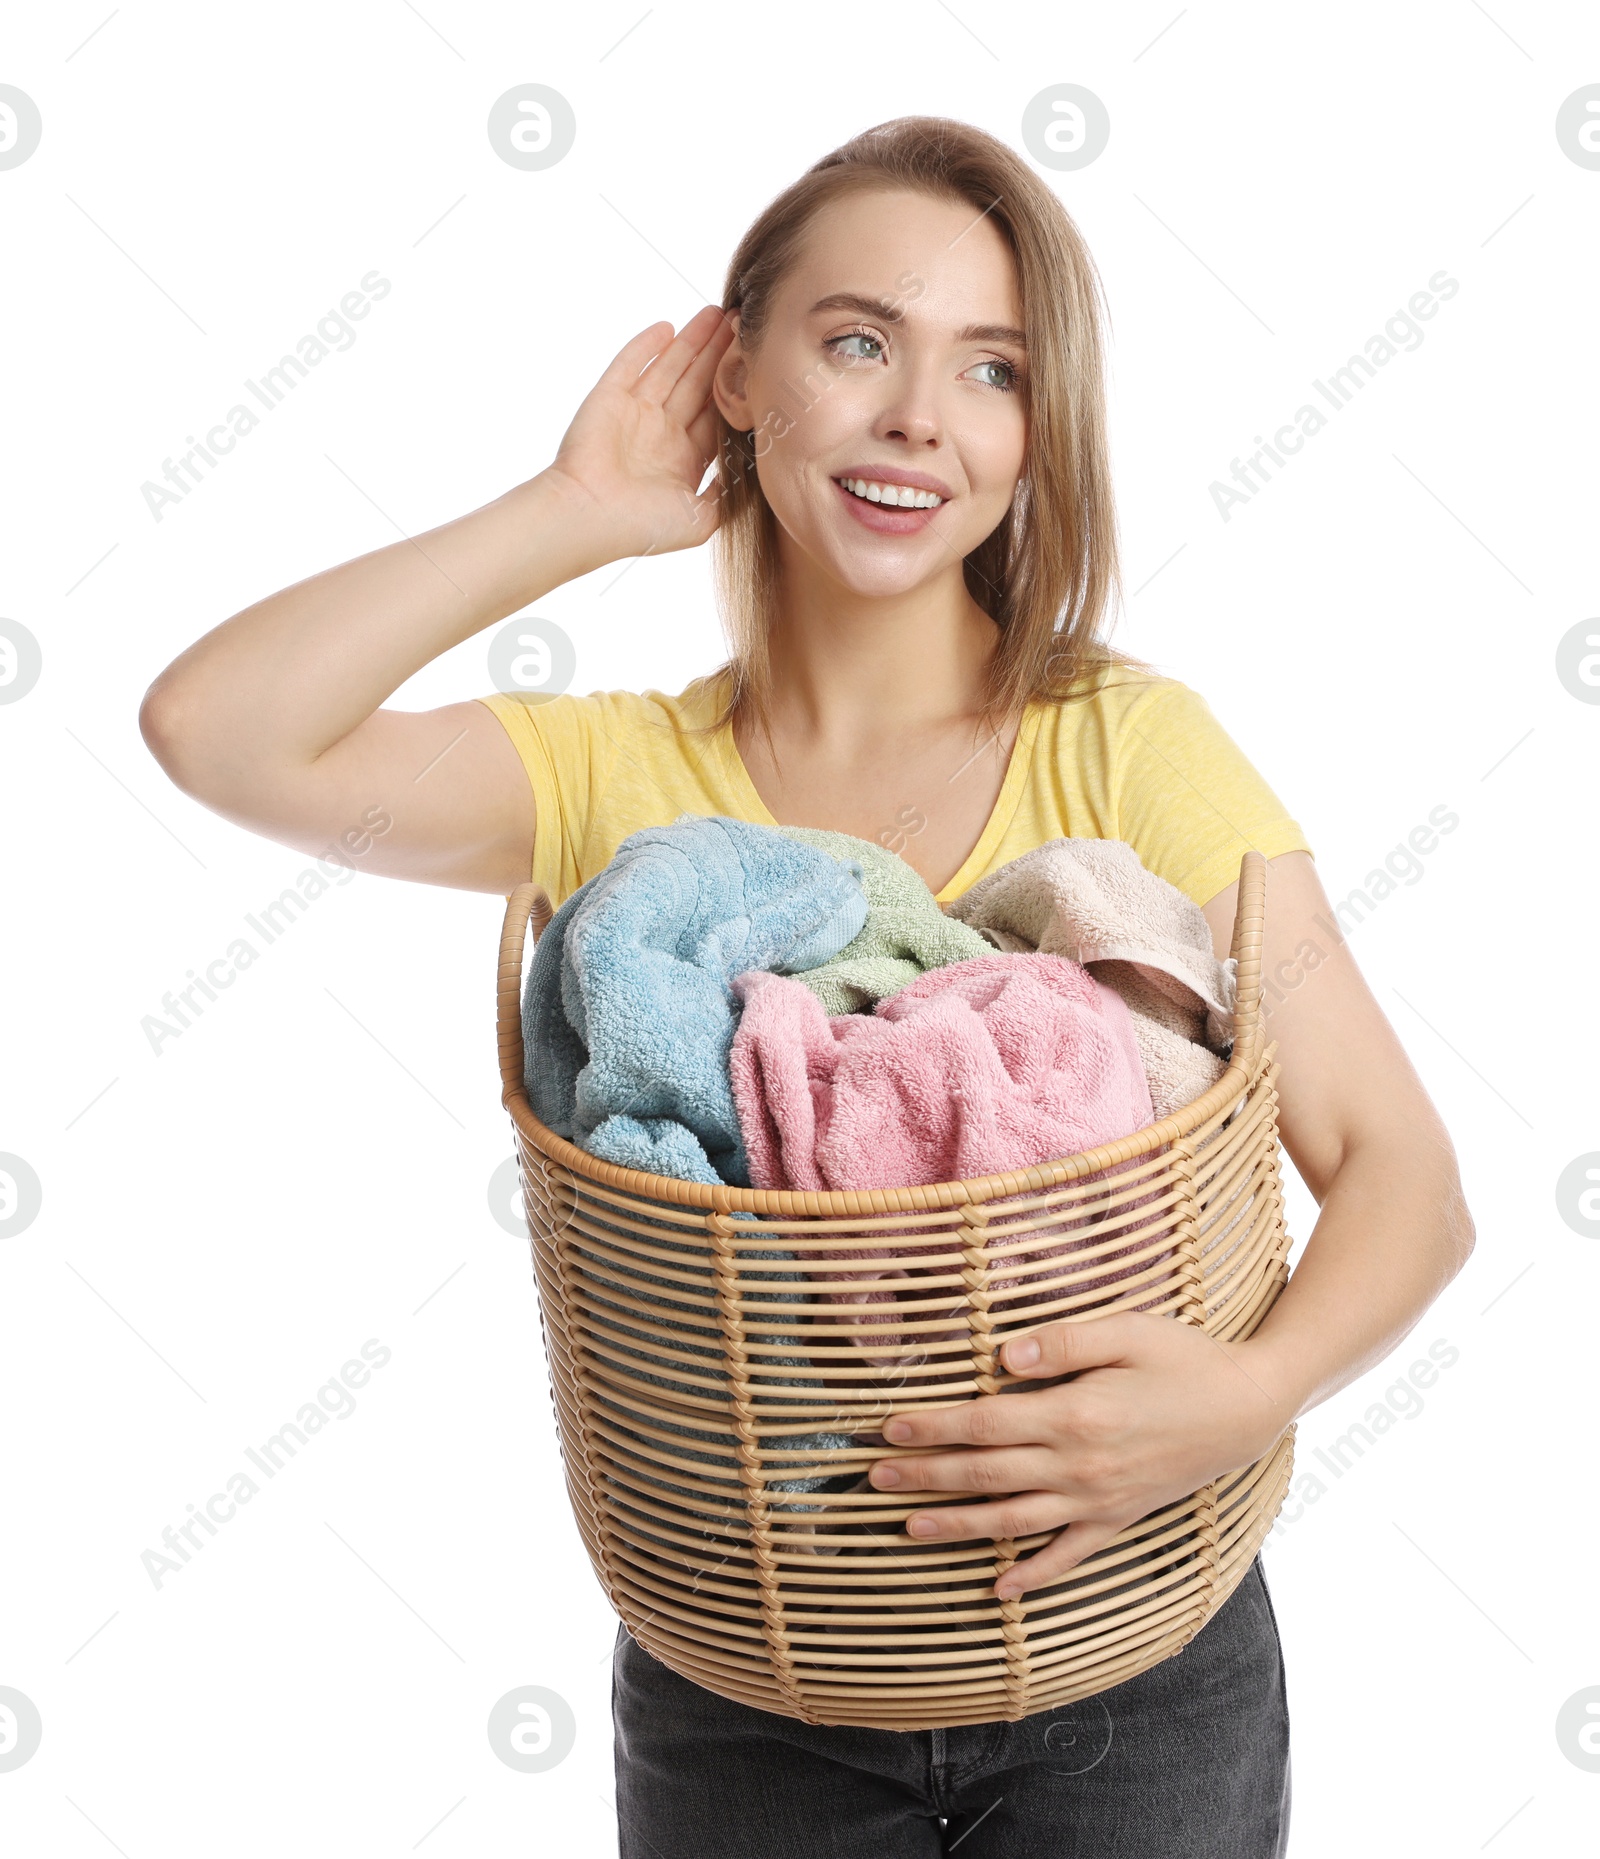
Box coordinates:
[497,881,554,1107]
[1225,848,1269,1072]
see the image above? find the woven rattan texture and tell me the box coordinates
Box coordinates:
[499,849,1296,1729]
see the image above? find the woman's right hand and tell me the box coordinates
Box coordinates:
[544,305,739,565]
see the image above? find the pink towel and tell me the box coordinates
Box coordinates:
[729,954,1158,1364]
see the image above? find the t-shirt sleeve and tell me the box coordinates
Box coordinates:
[475,691,616,905]
[1111,680,1313,906]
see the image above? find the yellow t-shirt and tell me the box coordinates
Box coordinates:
[476,661,1312,912]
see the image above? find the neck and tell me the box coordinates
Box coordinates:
[758,540,1004,748]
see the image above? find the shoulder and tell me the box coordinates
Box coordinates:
[1030,658,1222,753]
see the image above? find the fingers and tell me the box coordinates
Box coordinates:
[995,1516,1124,1600]
[881,1393,1047,1451]
[1000,1313,1137,1380]
[635,305,733,410]
[870,1447,1057,1496]
[891,1486,1132,1601]
[660,309,737,427]
[899,1489,1078,1546]
[595,320,678,390]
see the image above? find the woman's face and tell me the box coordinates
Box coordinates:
[714,187,1029,599]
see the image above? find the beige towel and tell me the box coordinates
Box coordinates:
[947,838,1237,1121]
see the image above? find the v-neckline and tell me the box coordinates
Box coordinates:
[715,699,1043,906]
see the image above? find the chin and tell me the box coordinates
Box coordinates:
[813,541,941,598]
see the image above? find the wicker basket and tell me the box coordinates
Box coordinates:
[498,846,1296,1730]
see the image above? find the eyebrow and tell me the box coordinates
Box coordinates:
[807,290,1027,349]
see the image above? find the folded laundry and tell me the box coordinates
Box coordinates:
[521,813,868,1187]
[947,837,1237,1121]
[729,954,1159,1364]
[772,826,992,1013]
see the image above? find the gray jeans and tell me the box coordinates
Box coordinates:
[612,1555,1291,1857]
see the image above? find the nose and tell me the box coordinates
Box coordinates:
[873,356,945,447]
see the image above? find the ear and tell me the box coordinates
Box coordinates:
[711,312,752,431]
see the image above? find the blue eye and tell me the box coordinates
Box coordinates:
[826,328,885,363]
[968,357,1020,393]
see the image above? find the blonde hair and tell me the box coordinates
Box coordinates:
[697,114,1146,746]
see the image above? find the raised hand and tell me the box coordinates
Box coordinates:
[546,305,738,565]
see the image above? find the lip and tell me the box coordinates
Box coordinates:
[830,465,953,534]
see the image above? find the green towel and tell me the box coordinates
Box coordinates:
[774,827,993,1013]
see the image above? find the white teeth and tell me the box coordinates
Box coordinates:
[840,477,942,509]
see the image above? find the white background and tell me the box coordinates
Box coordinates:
[2,2,1597,1853]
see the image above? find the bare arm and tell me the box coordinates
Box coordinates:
[139,306,735,893]
[1197,848,1476,1416]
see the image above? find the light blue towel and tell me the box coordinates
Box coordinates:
[522,813,869,1186]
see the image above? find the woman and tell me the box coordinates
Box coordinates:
[141,117,1473,1858]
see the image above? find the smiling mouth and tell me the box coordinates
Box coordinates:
[833,476,946,510]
